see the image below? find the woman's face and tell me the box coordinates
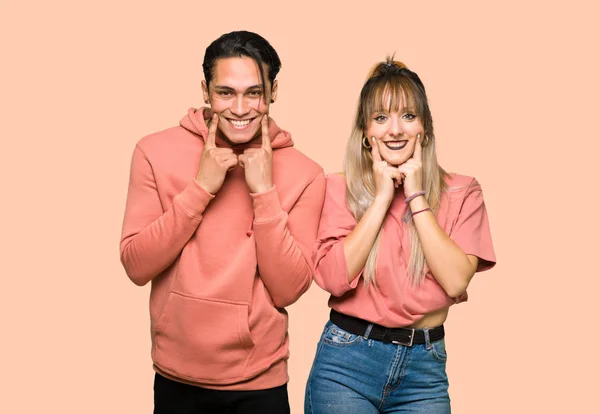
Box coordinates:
[365,107,424,166]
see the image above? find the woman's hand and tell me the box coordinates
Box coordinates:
[371,137,402,207]
[397,133,424,198]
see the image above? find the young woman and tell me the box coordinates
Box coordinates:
[305,58,496,413]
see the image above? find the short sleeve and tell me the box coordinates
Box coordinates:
[449,179,496,272]
[311,175,362,296]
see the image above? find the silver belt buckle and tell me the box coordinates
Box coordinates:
[392,328,415,347]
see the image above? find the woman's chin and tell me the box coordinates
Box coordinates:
[382,155,410,166]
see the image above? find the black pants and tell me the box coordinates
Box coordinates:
[153,373,290,414]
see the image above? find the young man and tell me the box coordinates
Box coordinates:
[120,31,325,413]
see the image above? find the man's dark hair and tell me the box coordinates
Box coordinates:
[203,31,281,95]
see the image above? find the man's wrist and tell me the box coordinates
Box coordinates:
[250,183,274,195]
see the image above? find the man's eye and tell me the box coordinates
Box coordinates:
[217,91,232,96]
[248,91,262,97]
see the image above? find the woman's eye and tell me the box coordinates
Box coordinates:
[374,115,387,122]
[403,113,417,120]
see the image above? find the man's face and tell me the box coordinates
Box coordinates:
[202,57,277,145]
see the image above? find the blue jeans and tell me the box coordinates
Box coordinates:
[305,321,450,413]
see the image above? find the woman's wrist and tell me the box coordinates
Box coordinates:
[404,191,425,204]
[408,195,429,212]
[373,194,393,210]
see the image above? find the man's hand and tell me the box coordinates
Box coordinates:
[195,114,239,194]
[238,116,274,194]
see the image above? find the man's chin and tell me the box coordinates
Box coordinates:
[220,127,260,145]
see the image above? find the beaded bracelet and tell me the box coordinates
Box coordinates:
[404,191,426,204]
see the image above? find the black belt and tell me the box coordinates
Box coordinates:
[330,309,444,347]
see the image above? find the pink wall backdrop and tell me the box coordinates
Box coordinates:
[1,0,598,412]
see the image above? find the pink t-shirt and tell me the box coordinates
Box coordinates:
[312,173,496,328]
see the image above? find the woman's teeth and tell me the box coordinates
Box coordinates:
[228,118,253,129]
[384,140,408,150]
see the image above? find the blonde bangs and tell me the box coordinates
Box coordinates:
[359,77,425,128]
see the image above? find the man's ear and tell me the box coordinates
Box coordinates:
[202,80,209,104]
[270,80,278,103]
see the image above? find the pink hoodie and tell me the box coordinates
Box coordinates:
[120,108,325,390]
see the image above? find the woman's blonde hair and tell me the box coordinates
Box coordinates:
[344,57,449,286]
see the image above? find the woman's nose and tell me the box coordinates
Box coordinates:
[388,117,403,137]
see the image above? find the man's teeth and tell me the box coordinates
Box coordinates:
[229,119,252,128]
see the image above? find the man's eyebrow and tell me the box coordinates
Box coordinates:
[213,84,264,91]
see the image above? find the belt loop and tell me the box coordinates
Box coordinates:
[423,328,432,349]
[363,323,374,340]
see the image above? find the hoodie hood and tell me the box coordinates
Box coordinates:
[179,107,294,151]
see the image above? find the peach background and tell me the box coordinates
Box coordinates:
[1,0,598,412]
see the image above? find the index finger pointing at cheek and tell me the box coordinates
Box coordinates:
[261,115,271,151]
[412,133,423,161]
[206,113,218,148]
[370,136,383,163]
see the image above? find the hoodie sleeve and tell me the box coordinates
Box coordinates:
[119,145,214,286]
[250,170,326,308]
